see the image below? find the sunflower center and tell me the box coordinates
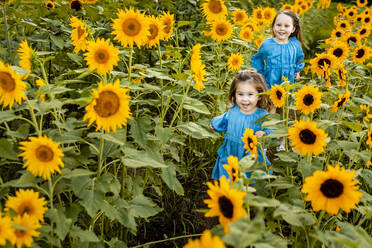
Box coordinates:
[163,19,172,34]
[232,58,239,65]
[0,71,16,92]
[333,48,343,58]
[356,49,365,58]
[95,49,109,64]
[36,145,54,162]
[360,0,365,3]
[317,58,330,67]
[247,137,254,149]
[338,69,344,80]
[347,37,357,44]
[276,90,282,100]
[364,17,370,23]
[232,168,236,174]
[357,17,362,22]
[218,196,234,218]
[299,129,316,144]
[320,179,343,198]
[148,24,159,40]
[256,11,263,19]
[340,23,346,28]
[19,204,33,216]
[360,29,366,35]
[337,97,346,108]
[94,91,120,118]
[303,94,314,106]
[77,26,85,39]
[122,18,141,36]
[216,24,227,35]
[264,11,271,20]
[236,13,244,21]
[46,2,53,8]
[70,0,83,11]
[15,230,26,238]
[208,0,222,14]
[348,11,354,17]
[335,31,342,38]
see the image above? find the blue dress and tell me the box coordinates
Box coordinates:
[251,37,305,89]
[211,105,272,180]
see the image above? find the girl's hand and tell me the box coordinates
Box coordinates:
[210,124,215,131]
[295,72,301,81]
[255,130,265,139]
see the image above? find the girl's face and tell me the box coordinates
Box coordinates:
[235,82,259,114]
[273,13,295,43]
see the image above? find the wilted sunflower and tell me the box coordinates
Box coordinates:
[210,19,233,43]
[160,11,174,41]
[263,7,276,23]
[5,189,47,222]
[351,45,371,64]
[367,124,372,149]
[111,7,149,48]
[18,135,64,179]
[227,53,244,71]
[343,32,361,47]
[84,38,119,75]
[288,119,328,156]
[223,155,240,184]
[232,9,248,25]
[84,80,132,133]
[44,1,55,9]
[184,230,226,248]
[0,61,27,109]
[301,164,363,215]
[201,0,227,21]
[357,0,368,8]
[17,40,33,78]
[70,16,88,53]
[241,128,258,158]
[69,0,83,11]
[204,176,247,234]
[239,27,254,42]
[281,4,293,11]
[331,89,350,113]
[269,84,286,108]
[357,25,371,39]
[310,53,338,77]
[11,214,41,248]
[295,84,322,115]
[0,214,15,246]
[192,64,207,92]
[327,42,349,62]
[146,16,163,48]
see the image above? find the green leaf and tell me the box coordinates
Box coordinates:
[1,172,37,188]
[61,168,95,179]
[342,121,363,132]
[276,152,298,163]
[45,208,72,240]
[130,194,162,218]
[50,35,65,49]
[0,138,18,160]
[108,238,128,248]
[246,195,281,208]
[0,110,19,123]
[177,20,195,28]
[144,68,175,81]
[267,128,289,138]
[360,169,372,188]
[282,212,316,227]
[122,149,167,168]
[254,232,287,248]
[87,132,125,146]
[177,122,214,139]
[67,52,83,66]
[5,123,30,139]
[183,98,211,115]
[129,117,152,148]
[70,226,100,243]
[161,162,184,195]
[155,126,173,145]
[80,188,105,217]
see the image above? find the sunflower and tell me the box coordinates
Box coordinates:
[357,25,371,39]
[351,45,371,64]
[252,7,264,20]
[309,53,338,77]
[44,1,55,9]
[255,35,265,49]
[184,230,226,248]
[331,28,345,40]
[204,176,247,233]
[160,11,174,41]
[5,189,47,222]
[232,9,248,25]
[84,38,119,75]
[281,4,293,11]
[288,119,328,156]
[367,124,372,149]
[201,0,228,21]
[301,164,363,215]
[17,40,33,78]
[242,20,257,32]
[227,53,244,71]
[344,8,357,20]
[69,0,83,11]
[210,19,233,43]
[331,89,350,113]
[263,7,276,23]
[327,41,349,62]
[343,32,362,48]
[223,155,240,184]
[241,128,258,158]
[84,80,132,133]
[146,16,163,48]
[239,27,254,42]
[190,43,202,73]
[361,14,371,26]
[70,16,89,53]
[336,20,351,30]
[0,214,15,246]
[18,135,64,179]
[111,7,149,48]
[360,105,372,122]
[357,0,368,8]
[295,84,322,115]
[192,64,207,92]
[11,214,41,248]
[366,160,371,168]
[36,78,47,102]
[0,61,27,109]
[269,84,286,108]
[336,65,347,87]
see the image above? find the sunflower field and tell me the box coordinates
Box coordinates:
[0,0,371,247]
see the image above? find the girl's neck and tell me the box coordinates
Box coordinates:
[273,37,290,44]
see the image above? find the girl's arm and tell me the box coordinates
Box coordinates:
[251,44,265,74]
[295,41,305,72]
[210,112,229,132]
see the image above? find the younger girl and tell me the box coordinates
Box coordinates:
[210,70,272,181]
[251,10,305,90]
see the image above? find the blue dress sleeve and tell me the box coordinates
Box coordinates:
[251,41,266,74]
[295,41,305,72]
[211,112,228,132]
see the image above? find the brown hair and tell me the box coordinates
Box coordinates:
[228,69,272,111]
[272,10,303,43]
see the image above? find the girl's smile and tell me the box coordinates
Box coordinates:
[235,82,259,114]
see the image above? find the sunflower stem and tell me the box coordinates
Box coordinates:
[97,129,105,178]
[310,210,325,248]
[128,47,133,81]
[2,4,11,63]
[48,177,55,243]
[169,78,191,128]
[25,97,42,136]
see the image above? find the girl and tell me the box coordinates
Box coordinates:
[251,10,305,90]
[210,70,272,181]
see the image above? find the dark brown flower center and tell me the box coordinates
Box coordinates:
[36,145,54,162]
[320,179,343,198]
[209,0,222,14]
[335,31,342,38]
[303,94,314,106]
[247,137,254,149]
[15,230,26,238]
[77,26,85,39]
[19,204,32,216]
[95,49,109,64]
[123,18,141,36]
[338,69,344,80]
[318,58,330,67]
[340,23,346,28]
[94,91,120,117]
[333,48,343,58]
[163,18,172,34]
[148,24,159,40]
[0,71,16,92]
[356,49,365,58]
[299,129,316,144]
[236,13,244,21]
[347,37,357,45]
[218,196,233,218]
[348,11,354,17]
[359,29,366,35]
[276,90,282,100]
[46,2,54,8]
[337,97,346,108]
[364,17,370,23]
[70,0,83,11]
[216,24,227,35]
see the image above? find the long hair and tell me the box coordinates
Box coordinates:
[228,69,272,111]
[272,10,303,43]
